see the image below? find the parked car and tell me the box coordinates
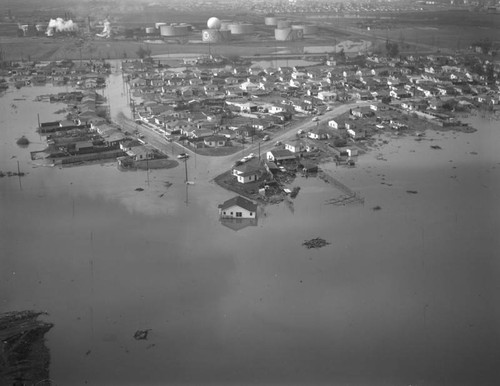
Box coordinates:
[177,153,189,159]
[312,117,320,122]
[263,135,270,141]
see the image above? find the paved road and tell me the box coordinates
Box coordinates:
[116,101,373,179]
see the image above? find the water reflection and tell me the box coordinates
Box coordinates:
[220,217,258,231]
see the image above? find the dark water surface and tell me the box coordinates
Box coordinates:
[1,76,499,385]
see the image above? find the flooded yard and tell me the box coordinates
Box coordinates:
[1,76,500,385]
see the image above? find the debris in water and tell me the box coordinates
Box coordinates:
[134,329,151,340]
[164,181,173,188]
[16,136,30,146]
[430,145,442,150]
[406,190,418,194]
[135,187,144,191]
[303,238,330,249]
[290,186,301,199]
[372,205,382,211]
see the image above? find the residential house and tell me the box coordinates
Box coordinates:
[308,127,332,140]
[351,106,375,118]
[317,91,337,101]
[285,141,305,153]
[232,161,264,184]
[204,136,228,148]
[266,149,297,163]
[328,119,340,129]
[218,196,257,219]
[347,127,366,140]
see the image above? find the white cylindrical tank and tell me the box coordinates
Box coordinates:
[275,28,291,41]
[228,23,253,35]
[160,24,189,37]
[265,16,278,26]
[145,27,155,34]
[160,25,177,36]
[155,22,166,29]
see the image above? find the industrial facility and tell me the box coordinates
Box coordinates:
[5,9,321,49]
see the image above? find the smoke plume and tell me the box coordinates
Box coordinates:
[46,18,78,35]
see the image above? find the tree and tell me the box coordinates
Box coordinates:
[381,96,392,104]
[338,48,346,63]
[334,137,347,147]
[136,45,151,59]
[385,40,399,58]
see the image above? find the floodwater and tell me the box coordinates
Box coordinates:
[1,73,500,385]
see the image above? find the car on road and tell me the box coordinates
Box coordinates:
[312,117,320,122]
[262,135,270,141]
[177,153,189,159]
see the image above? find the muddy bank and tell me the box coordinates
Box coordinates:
[0,311,53,385]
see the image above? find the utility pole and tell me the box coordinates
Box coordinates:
[17,161,22,191]
[184,157,188,182]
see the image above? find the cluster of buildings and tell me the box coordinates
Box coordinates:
[0,59,109,90]
[124,50,498,150]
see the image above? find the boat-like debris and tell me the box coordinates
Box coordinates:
[303,238,330,249]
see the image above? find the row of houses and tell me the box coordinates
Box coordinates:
[123,50,498,146]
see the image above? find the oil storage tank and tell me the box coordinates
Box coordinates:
[145,27,155,35]
[275,28,291,41]
[160,24,189,37]
[228,23,254,35]
[155,22,166,29]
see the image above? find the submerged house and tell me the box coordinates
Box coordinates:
[218,196,257,219]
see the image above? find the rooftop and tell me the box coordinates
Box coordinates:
[218,196,257,212]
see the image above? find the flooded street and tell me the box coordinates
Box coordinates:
[1,77,500,385]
